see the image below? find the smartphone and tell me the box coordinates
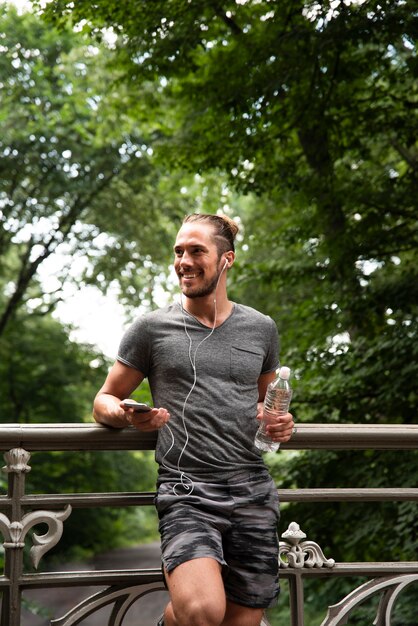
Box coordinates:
[122,399,153,412]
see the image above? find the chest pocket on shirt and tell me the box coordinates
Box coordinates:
[230,345,264,386]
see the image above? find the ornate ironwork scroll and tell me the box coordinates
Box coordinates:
[0,506,72,568]
[49,580,275,626]
[51,582,167,626]
[1,447,72,568]
[321,573,418,625]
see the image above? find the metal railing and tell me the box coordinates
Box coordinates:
[0,423,417,626]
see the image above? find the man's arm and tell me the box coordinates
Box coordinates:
[256,370,294,443]
[93,360,170,431]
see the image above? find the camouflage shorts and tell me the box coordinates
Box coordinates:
[155,470,280,608]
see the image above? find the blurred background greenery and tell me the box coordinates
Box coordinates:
[0,1,416,622]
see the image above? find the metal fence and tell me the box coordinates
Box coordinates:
[1,423,417,626]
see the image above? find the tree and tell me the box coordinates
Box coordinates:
[0,305,108,423]
[38,0,417,388]
[0,5,190,337]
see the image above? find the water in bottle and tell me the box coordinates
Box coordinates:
[255,366,292,453]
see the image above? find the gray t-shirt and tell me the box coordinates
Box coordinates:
[117,302,279,482]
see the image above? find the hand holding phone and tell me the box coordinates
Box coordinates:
[122,399,153,413]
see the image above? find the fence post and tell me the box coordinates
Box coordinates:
[1,448,31,626]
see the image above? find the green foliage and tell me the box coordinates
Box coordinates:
[272,448,418,560]
[0,306,159,560]
[43,1,417,417]
[0,310,108,423]
[0,5,188,335]
[25,449,159,561]
[267,447,418,619]
[0,4,248,331]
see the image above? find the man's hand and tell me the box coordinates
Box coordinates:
[256,402,295,443]
[121,405,170,432]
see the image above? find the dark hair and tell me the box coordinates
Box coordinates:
[183,213,239,254]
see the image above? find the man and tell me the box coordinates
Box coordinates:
[93,213,295,626]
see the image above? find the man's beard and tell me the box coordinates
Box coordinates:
[180,264,223,299]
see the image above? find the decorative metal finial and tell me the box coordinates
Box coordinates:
[2,448,31,474]
[279,522,335,569]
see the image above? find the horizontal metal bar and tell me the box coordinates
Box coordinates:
[279,562,418,577]
[0,423,157,451]
[1,423,418,451]
[0,488,416,511]
[20,492,157,508]
[277,488,418,502]
[287,424,418,450]
[0,569,163,589]
[0,562,415,589]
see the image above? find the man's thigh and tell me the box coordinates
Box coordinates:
[164,557,227,624]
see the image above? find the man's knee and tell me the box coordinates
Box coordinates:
[172,595,225,626]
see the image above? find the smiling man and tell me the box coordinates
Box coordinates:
[93,213,294,626]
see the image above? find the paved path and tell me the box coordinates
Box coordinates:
[22,541,169,626]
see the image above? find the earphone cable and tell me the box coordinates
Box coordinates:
[160,260,227,496]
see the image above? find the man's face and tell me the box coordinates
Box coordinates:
[173,223,224,299]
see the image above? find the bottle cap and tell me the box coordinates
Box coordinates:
[279,366,290,380]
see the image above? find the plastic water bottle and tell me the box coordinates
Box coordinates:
[255,366,293,453]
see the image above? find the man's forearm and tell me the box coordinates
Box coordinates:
[93,393,129,429]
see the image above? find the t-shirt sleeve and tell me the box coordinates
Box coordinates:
[117,315,152,377]
[262,316,280,374]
